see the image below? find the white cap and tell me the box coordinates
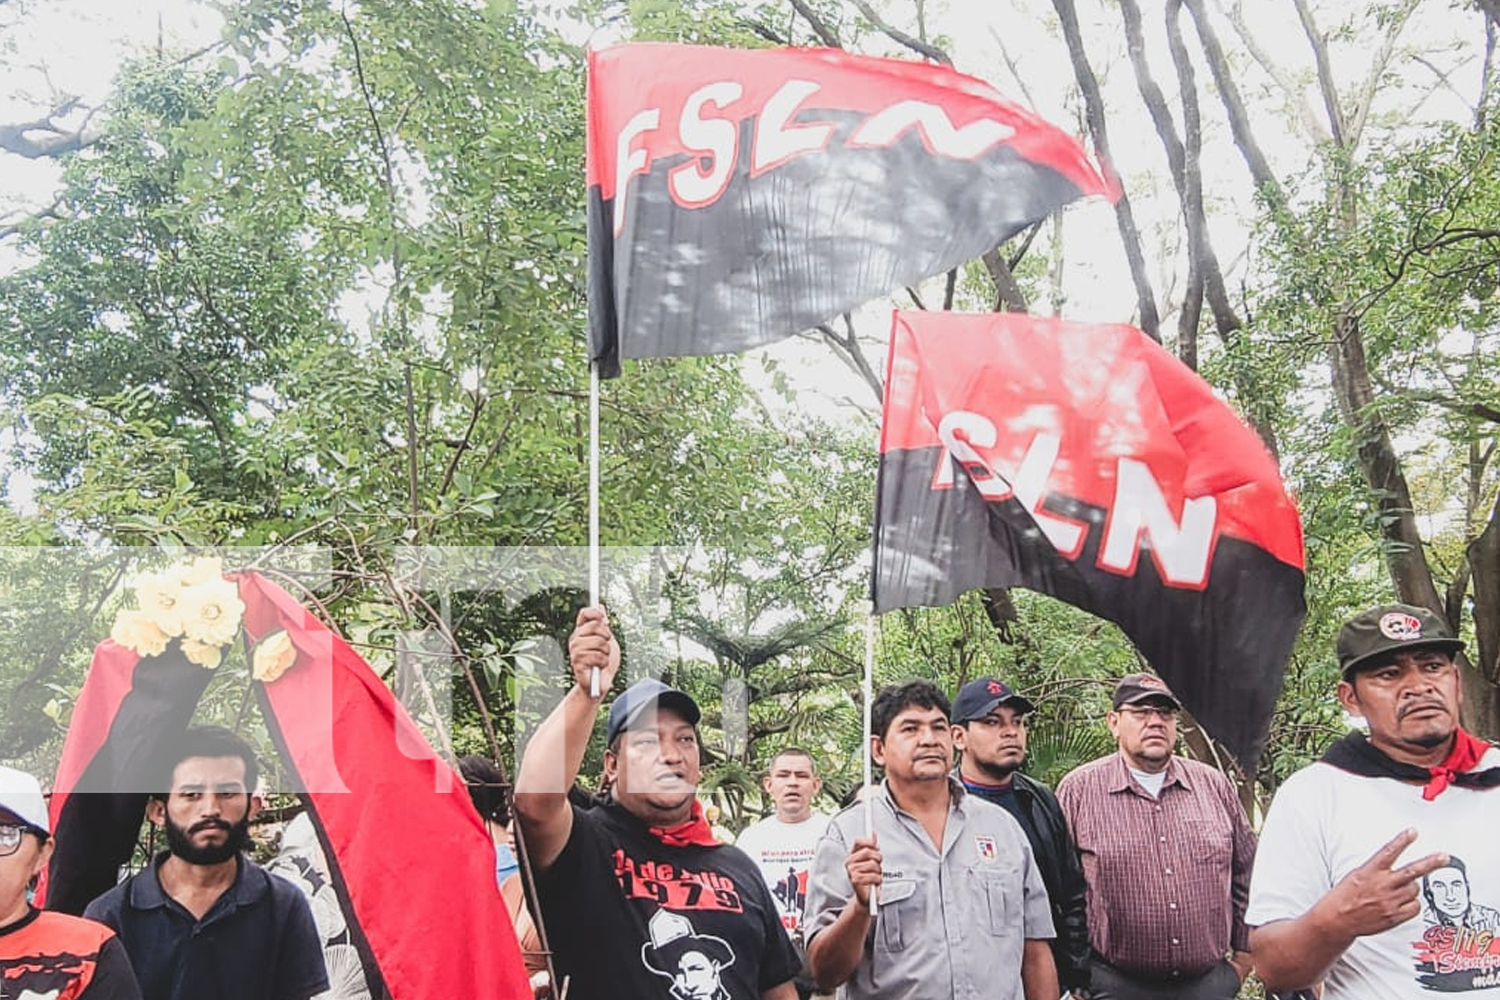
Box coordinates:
[0,765,49,834]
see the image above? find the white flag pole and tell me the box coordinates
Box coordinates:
[588,360,602,697]
[863,604,878,917]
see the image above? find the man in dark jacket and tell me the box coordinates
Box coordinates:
[953,678,1092,999]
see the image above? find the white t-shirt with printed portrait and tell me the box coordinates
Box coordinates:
[1247,749,1500,1000]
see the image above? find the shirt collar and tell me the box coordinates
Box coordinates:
[1106,752,1190,795]
[954,766,1017,795]
[878,775,968,816]
[129,852,265,916]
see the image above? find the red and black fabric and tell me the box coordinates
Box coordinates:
[1321,729,1500,800]
[586,43,1117,377]
[235,571,532,1000]
[873,312,1306,769]
[0,909,137,1000]
[40,643,213,915]
[42,572,533,1000]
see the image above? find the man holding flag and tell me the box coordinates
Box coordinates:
[512,607,800,1000]
[802,679,1058,1000]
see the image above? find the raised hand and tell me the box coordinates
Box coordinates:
[1326,829,1448,937]
[568,606,620,696]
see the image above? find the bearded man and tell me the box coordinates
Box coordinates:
[84,726,328,1000]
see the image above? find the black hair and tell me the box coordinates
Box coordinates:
[151,726,260,802]
[766,746,816,773]
[458,755,512,827]
[838,782,867,809]
[871,679,951,740]
[1424,855,1470,888]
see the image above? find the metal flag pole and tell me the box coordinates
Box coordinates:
[863,605,878,917]
[588,360,601,697]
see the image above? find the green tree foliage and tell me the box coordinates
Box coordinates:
[2,0,1494,820]
[0,0,867,773]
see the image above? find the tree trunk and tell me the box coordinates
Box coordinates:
[1327,311,1445,612]
[1465,490,1500,736]
[1050,0,1162,342]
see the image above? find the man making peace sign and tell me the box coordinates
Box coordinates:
[1248,603,1500,999]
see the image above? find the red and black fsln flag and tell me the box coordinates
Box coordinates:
[874,312,1306,769]
[41,572,532,1000]
[586,43,1117,377]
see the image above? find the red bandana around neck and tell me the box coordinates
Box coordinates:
[1424,728,1491,800]
[647,800,720,848]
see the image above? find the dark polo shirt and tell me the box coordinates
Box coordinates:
[84,853,328,1000]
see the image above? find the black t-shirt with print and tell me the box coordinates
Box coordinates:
[535,800,799,1000]
[0,908,143,1000]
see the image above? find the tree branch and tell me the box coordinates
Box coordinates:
[1394,390,1500,427]
[341,2,420,535]
[0,195,62,239]
[1181,0,1283,202]
[1216,0,1331,144]
[1005,220,1044,273]
[1050,0,1161,341]
[1166,0,1204,369]
[981,248,1027,312]
[787,0,841,47]
[813,313,882,404]
[848,0,950,65]
[0,97,101,159]
[1345,1,1420,149]
[1291,0,1346,145]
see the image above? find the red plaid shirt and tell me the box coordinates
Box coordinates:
[1056,753,1256,979]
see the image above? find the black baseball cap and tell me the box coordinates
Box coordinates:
[1112,672,1182,710]
[1337,603,1464,679]
[605,678,701,746]
[952,678,1036,723]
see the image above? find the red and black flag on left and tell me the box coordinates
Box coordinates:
[40,571,533,1000]
[873,311,1305,769]
[586,43,1116,376]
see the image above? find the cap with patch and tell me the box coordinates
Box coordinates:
[952,678,1036,723]
[1112,672,1182,710]
[0,764,49,834]
[606,678,702,746]
[1337,603,1464,679]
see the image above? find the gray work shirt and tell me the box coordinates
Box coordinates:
[804,779,1054,1000]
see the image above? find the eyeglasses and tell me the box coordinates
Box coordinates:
[0,823,40,856]
[1117,705,1178,721]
